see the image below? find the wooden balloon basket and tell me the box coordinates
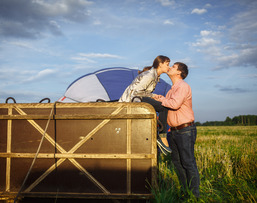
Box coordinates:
[0,102,157,202]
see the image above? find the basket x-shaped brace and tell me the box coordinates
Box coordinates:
[14,105,125,194]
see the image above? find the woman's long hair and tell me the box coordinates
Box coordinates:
[138,55,170,74]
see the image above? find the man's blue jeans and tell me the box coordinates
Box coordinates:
[169,124,200,197]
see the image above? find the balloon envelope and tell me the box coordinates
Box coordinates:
[58,67,171,102]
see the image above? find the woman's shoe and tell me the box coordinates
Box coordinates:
[157,138,172,154]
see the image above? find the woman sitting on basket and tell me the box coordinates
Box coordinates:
[119,55,172,155]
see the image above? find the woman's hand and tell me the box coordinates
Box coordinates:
[152,94,164,101]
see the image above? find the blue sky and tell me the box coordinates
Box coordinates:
[0,0,257,123]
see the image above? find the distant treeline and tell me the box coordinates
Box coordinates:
[196,115,257,126]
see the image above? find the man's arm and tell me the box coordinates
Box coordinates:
[159,85,188,110]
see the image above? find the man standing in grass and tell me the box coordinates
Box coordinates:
[154,62,200,198]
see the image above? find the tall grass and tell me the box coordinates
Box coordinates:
[152,126,257,202]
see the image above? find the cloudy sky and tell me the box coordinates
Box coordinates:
[0,0,257,122]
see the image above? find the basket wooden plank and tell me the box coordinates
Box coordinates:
[0,102,157,201]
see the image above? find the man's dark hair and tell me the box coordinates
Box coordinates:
[174,62,188,79]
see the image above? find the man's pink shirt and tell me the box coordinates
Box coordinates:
[159,79,194,127]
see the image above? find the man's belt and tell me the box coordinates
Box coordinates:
[171,121,194,131]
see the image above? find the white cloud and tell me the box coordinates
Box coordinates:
[191,8,207,15]
[2,40,61,57]
[225,1,257,68]
[71,56,96,63]
[204,3,212,8]
[190,1,257,70]
[0,0,93,38]
[190,30,225,67]
[79,53,122,58]
[93,19,102,25]
[49,20,62,35]
[163,19,174,25]
[0,67,37,85]
[200,30,221,37]
[200,30,211,37]
[216,54,239,66]
[191,29,257,70]
[25,69,57,82]
[229,3,257,43]
[191,37,220,47]
[241,74,257,79]
[157,0,175,7]
[33,0,93,17]
[6,41,44,53]
[71,53,123,64]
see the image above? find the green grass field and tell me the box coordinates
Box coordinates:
[152,126,257,203]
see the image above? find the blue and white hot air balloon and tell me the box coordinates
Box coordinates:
[58,67,171,103]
